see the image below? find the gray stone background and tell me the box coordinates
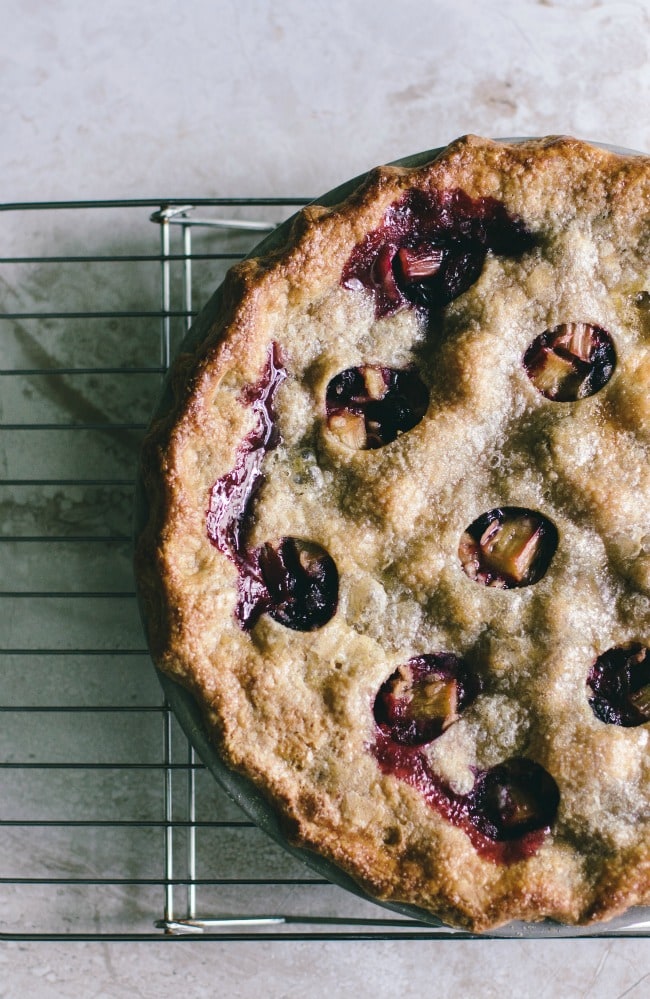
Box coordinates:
[2,0,650,995]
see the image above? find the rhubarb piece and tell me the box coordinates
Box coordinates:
[587,643,650,727]
[459,507,558,588]
[374,653,482,745]
[327,410,367,450]
[342,187,534,319]
[362,365,389,400]
[524,322,616,401]
[369,245,403,315]
[326,365,429,449]
[257,537,339,632]
[468,758,560,841]
[394,244,444,282]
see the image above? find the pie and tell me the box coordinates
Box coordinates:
[136,136,650,931]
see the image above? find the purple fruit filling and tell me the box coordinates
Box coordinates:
[372,730,559,863]
[206,344,338,631]
[459,507,558,589]
[524,322,616,401]
[373,653,482,746]
[325,364,429,449]
[468,758,560,842]
[372,657,558,861]
[256,537,338,631]
[342,187,534,319]
[587,644,650,727]
[206,343,287,562]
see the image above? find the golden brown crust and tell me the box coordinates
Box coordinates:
[136,136,650,931]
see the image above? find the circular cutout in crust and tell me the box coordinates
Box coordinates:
[459,507,559,589]
[258,537,339,632]
[468,758,560,842]
[325,365,430,450]
[587,643,650,727]
[136,136,650,933]
[373,652,482,745]
[523,322,616,401]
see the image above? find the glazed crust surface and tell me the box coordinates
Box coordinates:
[136,136,650,931]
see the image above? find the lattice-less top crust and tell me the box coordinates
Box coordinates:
[136,136,650,931]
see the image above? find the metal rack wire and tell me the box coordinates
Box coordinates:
[0,197,473,941]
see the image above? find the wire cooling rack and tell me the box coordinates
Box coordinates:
[0,197,475,942]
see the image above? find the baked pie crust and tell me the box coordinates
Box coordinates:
[136,136,650,931]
